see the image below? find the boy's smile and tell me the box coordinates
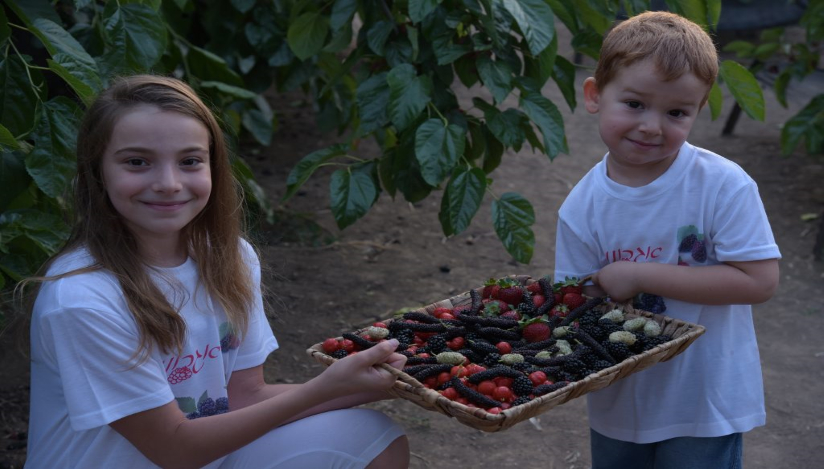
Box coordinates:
[101,104,212,265]
[583,59,708,186]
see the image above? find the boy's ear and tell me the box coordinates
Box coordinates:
[583,77,600,114]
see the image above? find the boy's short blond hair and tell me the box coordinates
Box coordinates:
[594,11,718,100]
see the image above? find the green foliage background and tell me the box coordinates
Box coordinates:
[3,0,808,324]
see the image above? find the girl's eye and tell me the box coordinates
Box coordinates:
[126,158,147,166]
[181,157,202,167]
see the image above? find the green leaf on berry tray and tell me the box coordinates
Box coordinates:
[492,192,535,264]
[330,160,380,230]
[176,397,196,414]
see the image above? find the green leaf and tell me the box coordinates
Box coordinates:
[431,35,472,65]
[386,64,431,132]
[199,81,258,99]
[780,94,824,156]
[385,135,433,202]
[773,70,792,108]
[454,54,479,88]
[28,19,101,99]
[25,97,80,198]
[0,55,41,138]
[409,0,443,24]
[439,167,486,235]
[283,144,349,202]
[0,8,9,46]
[483,126,504,173]
[500,0,555,55]
[101,3,167,72]
[707,82,723,121]
[719,60,765,122]
[524,34,557,88]
[3,209,69,254]
[492,192,535,264]
[0,123,18,150]
[4,0,61,25]
[366,21,394,56]
[551,55,577,112]
[518,79,568,159]
[356,72,391,134]
[186,46,244,87]
[331,0,358,30]
[577,0,612,35]
[0,151,28,211]
[663,0,707,27]
[706,0,722,29]
[242,109,273,146]
[476,56,513,104]
[722,40,755,59]
[330,161,380,229]
[488,108,526,151]
[414,119,466,186]
[230,0,256,13]
[46,58,96,105]
[232,156,273,224]
[287,12,329,61]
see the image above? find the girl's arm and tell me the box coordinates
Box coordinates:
[590,258,779,305]
[109,339,405,469]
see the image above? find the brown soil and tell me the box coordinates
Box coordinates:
[2,29,823,469]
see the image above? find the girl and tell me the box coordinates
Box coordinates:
[25,75,409,468]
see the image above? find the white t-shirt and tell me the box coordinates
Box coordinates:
[554,142,780,443]
[26,241,278,468]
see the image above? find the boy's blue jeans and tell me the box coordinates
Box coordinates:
[590,428,743,469]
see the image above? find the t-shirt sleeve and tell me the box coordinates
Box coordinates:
[38,303,174,431]
[233,240,279,371]
[554,213,603,284]
[711,180,781,262]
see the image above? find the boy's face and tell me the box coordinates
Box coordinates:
[583,59,708,185]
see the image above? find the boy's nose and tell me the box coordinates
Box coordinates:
[638,113,662,135]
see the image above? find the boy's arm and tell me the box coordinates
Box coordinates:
[591,258,779,305]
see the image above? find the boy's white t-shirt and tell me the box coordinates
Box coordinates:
[554,142,780,444]
[26,240,279,468]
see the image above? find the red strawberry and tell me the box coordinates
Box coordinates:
[526,282,542,295]
[482,278,500,299]
[521,317,551,343]
[562,292,585,310]
[549,304,569,320]
[500,310,522,320]
[497,279,523,305]
[452,304,471,315]
[432,307,453,318]
[559,277,583,296]
[482,299,510,314]
[532,294,546,308]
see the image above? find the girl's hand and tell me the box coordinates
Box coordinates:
[321,339,407,396]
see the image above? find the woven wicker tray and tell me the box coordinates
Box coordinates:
[307,275,705,432]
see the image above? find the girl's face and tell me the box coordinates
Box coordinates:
[101,105,212,264]
[583,59,708,186]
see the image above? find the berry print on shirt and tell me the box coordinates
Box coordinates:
[677,225,707,264]
[176,391,230,419]
[219,322,240,352]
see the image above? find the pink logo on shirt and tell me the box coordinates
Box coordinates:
[165,343,222,384]
[604,246,663,263]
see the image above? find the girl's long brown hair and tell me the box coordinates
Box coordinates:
[30,75,253,360]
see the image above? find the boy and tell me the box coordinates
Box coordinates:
[553,11,780,469]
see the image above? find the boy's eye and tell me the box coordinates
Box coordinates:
[626,101,642,109]
[668,110,686,117]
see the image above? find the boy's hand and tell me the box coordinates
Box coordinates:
[591,261,642,302]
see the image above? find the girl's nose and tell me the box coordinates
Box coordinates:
[152,165,183,192]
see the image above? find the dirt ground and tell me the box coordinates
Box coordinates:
[2,26,823,469]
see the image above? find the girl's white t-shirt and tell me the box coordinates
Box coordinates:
[26,241,278,468]
[554,142,781,443]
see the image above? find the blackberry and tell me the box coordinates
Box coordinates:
[691,240,707,263]
[198,398,217,417]
[511,362,536,373]
[512,375,534,396]
[643,335,672,351]
[483,352,502,368]
[534,382,568,396]
[330,349,349,359]
[392,328,415,344]
[395,341,410,352]
[426,336,447,354]
[456,348,481,363]
[678,233,698,252]
[562,358,587,379]
[592,360,613,372]
[511,395,532,407]
[464,332,480,342]
[570,329,616,364]
[186,411,200,420]
[517,289,536,317]
[605,341,632,361]
[633,293,667,314]
[215,397,229,413]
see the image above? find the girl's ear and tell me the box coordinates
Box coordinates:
[583,77,600,114]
